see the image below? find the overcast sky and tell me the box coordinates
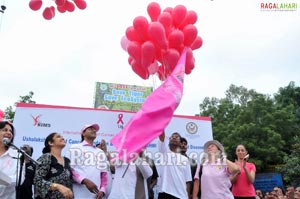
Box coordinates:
[0,0,299,116]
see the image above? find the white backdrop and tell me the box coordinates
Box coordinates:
[12,103,213,161]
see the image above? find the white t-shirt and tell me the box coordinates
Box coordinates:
[0,148,25,199]
[108,158,152,199]
[157,140,192,199]
[102,160,113,199]
[68,141,107,199]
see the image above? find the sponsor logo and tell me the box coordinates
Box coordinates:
[186,122,198,134]
[117,113,124,129]
[31,114,51,127]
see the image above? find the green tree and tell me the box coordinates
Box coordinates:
[198,85,286,172]
[271,81,300,185]
[4,91,36,122]
[274,81,300,155]
[277,136,300,187]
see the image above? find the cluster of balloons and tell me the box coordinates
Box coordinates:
[29,0,87,20]
[121,2,203,80]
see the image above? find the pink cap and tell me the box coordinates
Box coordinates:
[81,124,100,134]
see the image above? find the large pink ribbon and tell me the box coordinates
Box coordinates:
[111,48,187,162]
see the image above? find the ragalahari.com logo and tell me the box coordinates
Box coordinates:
[31,114,51,127]
[261,2,298,11]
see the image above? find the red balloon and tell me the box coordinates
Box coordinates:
[121,35,129,51]
[183,24,198,46]
[57,3,67,13]
[162,48,180,72]
[157,12,173,34]
[154,46,163,63]
[179,10,198,29]
[55,0,66,6]
[148,22,168,50]
[66,1,75,12]
[126,26,140,42]
[131,60,149,80]
[147,2,161,21]
[147,61,159,74]
[128,56,134,66]
[133,16,149,42]
[185,48,195,74]
[127,41,142,63]
[191,36,203,50]
[168,29,184,50]
[29,0,43,11]
[74,0,87,10]
[141,41,156,69]
[43,6,55,20]
[172,5,187,27]
[0,109,4,121]
[163,7,173,15]
[157,65,170,81]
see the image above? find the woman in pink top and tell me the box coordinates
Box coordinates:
[192,140,240,199]
[230,144,256,199]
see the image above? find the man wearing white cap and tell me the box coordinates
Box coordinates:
[68,124,108,199]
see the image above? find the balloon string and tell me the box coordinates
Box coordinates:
[150,75,158,90]
[160,50,168,81]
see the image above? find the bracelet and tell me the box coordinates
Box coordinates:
[51,183,58,190]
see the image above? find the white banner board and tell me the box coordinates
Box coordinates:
[13,103,213,161]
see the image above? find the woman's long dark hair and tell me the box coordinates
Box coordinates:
[0,121,15,149]
[42,132,57,154]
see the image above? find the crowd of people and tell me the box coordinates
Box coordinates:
[0,120,299,199]
[255,186,300,199]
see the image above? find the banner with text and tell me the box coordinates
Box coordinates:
[13,103,213,161]
[94,82,153,112]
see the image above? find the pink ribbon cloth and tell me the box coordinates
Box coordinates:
[111,48,187,162]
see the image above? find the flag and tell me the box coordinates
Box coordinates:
[111,48,187,162]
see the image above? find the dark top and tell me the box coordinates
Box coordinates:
[20,161,36,199]
[188,157,199,197]
[145,156,159,199]
[34,153,73,199]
